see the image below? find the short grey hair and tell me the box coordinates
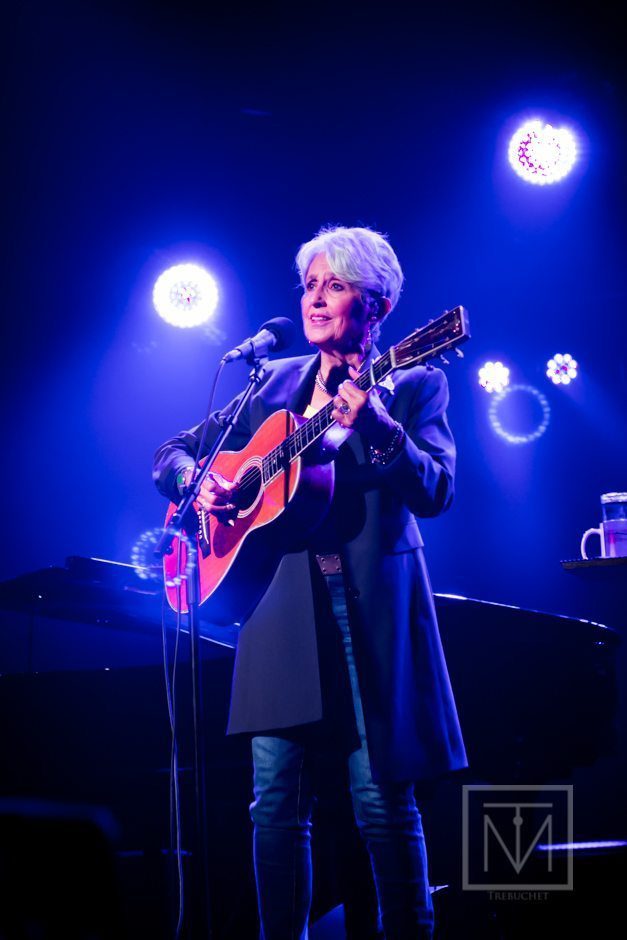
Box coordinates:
[295,225,404,335]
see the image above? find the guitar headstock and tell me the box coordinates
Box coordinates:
[393,306,471,368]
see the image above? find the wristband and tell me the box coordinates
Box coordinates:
[176,467,194,495]
[369,421,405,465]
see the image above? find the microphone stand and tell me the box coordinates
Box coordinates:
[153,355,268,938]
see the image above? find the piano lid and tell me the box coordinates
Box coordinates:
[0,556,619,650]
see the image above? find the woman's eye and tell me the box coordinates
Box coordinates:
[330,282,344,291]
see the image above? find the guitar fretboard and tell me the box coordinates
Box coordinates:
[261,351,394,483]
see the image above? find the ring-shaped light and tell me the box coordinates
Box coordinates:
[488,383,551,445]
[131,526,193,585]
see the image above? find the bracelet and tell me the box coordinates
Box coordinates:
[176,466,194,495]
[368,421,405,465]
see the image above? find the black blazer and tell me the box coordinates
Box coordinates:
[153,350,467,783]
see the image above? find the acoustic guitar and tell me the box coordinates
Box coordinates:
[163,306,470,622]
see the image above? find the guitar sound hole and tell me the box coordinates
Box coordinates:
[236,465,263,512]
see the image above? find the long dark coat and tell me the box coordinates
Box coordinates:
[153,350,467,783]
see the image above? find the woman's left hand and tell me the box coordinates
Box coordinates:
[332,366,397,450]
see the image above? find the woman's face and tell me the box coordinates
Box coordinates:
[301,253,372,354]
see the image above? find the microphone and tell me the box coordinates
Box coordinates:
[222,317,295,363]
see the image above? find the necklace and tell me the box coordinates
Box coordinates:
[315,369,330,395]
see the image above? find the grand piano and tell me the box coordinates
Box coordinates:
[0,557,623,938]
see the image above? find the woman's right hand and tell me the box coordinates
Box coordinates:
[198,471,238,519]
[181,468,238,519]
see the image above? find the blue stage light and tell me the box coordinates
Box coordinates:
[538,840,627,853]
[546,353,578,385]
[153,263,219,327]
[488,384,551,445]
[131,528,166,582]
[508,120,577,185]
[132,527,194,587]
[478,361,510,393]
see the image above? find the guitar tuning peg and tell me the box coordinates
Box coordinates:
[455,348,464,358]
[439,355,450,366]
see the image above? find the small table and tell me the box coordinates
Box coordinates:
[561,556,627,571]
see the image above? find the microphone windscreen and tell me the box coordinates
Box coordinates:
[260,317,296,352]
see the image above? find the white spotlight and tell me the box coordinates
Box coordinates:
[153,263,219,327]
[508,120,577,185]
[546,353,578,385]
[478,361,510,393]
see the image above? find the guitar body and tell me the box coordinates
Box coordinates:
[163,409,335,623]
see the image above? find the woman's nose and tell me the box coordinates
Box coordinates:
[312,285,326,306]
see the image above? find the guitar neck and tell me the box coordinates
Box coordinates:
[261,350,394,482]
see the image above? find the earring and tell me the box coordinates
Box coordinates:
[366,318,376,351]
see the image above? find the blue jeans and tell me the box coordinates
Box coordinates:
[250,573,434,939]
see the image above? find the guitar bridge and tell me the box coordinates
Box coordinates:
[197,508,212,558]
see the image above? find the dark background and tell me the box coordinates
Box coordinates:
[2,3,626,935]
[3,0,626,622]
